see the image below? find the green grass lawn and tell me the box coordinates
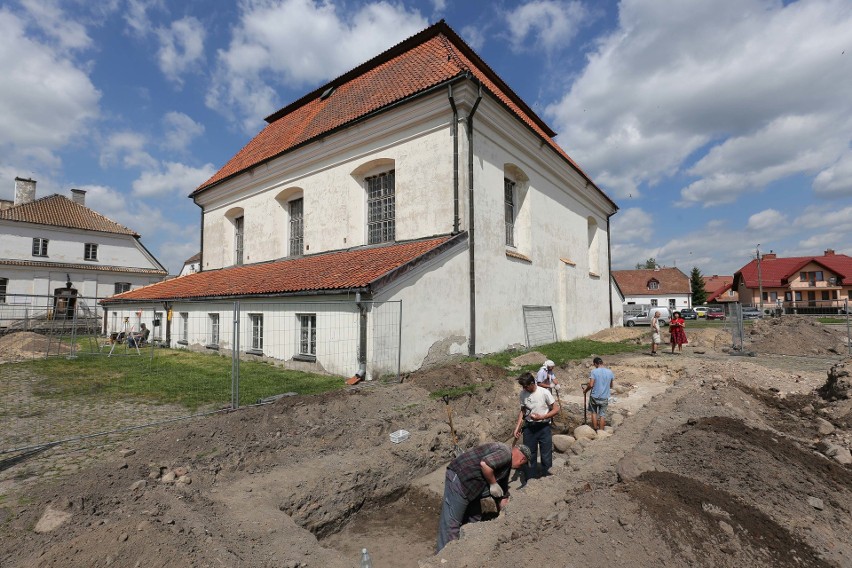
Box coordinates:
[16,349,345,410]
[817,317,849,324]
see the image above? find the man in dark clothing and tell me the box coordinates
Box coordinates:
[435,442,531,552]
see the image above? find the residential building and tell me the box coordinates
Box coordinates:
[703,275,738,304]
[733,249,852,311]
[179,252,201,277]
[102,21,618,377]
[613,267,692,312]
[0,177,167,323]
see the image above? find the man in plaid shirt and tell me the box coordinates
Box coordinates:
[436,442,531,552]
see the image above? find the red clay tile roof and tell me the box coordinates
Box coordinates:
[612,268,691,296]
[0,194,138,236]
[102,234,461,303]
[734,253,852,288]
[192,21,613,210]
[0,259,166,275]
[703,275,735,301]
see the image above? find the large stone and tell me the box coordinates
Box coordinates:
[815,417,835,436]
[834,447,852,465]
[552,435,576,453]
[596,430,612,440]
[574,425,597,440]
[616,452,656,482]
[34,506,72,533]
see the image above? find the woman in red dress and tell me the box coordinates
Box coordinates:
[669,311,688,354]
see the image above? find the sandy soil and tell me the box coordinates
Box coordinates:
[0,319,851,567]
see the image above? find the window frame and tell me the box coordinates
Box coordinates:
[249,313,263,352]
[0,277,7,303]
[289,197,304,256]
[84,243,98,261]
[32,237,48,257]
[366,170,395,244]
[114,282,131,294]
[298,313,317,358]
[504,177,516,247]
[209,313,220,347]
[234,215,244,266]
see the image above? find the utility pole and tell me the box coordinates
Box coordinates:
[756,244,764,312]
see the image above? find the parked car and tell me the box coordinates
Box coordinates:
[742,306,763,319]
[680,308,698,320]
[694,306,709,318]
[706,307,726,320]
[623,307,670,327]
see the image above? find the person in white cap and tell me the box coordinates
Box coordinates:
[535,359,559,393]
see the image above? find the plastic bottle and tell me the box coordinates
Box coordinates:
[360,547,373,568]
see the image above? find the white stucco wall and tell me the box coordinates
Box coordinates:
[623,294,692,311]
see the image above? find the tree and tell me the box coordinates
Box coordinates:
[691,267,708,306]
[635,257,657,269]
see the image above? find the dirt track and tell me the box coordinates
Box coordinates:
[1,320,851,567]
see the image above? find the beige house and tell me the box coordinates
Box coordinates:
[732,249,852,311]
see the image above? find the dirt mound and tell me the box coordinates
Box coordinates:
[0,331,69,362]
[746,315,849,355]
[587,326,645,343]
[403,361,508,394]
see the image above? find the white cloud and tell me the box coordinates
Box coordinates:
[132,161,216,197]
[206,0,427,132]
[156,16,206,86]
[0,10,100,164]
[20,0,92,51]
[746,209,788,232]
[505,1,588,53]
[611,207,653,245]
[161,111,205,152]
[99,131,157,170]
[431,0,447,12]
[546,0,852,204]
[124,0,164,37]
[460,24,486,51]
[813,151,852,198]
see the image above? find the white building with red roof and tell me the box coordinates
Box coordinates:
[102,21,618,376]
[733,249,852,311]
[0,177,167,321]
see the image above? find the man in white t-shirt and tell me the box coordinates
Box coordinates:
[513,372,559,479]
[535,359,559,393]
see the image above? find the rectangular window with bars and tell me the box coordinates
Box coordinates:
[209,313,219,345]
[366,170,395,244]
[32,237,48,257]
[289,198,304,256]
[114,282,131,294]
[181,313,188,342]
[234,216,244,266]
[84,243,98,261]
[250,313,263,351]
[299,314,316,356]
[504,178,515,247]
[0,277,7,303]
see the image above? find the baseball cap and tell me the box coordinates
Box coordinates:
[516,444,532,463]
[544,360,555,368]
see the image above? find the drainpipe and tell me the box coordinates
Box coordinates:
[355,292,368,378]
[448,85,460,234]
[198,208,204,272]
[607,212,615,327]
[466,82,482,357]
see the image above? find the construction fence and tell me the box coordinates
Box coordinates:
[0,294,401,456]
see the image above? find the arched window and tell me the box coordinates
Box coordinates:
[503,163,530,250]
[587,216,600,274]
[225,207,245,266]
[276,188,304,256]
[352,159,395,244]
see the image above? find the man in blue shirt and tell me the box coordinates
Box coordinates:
[583,356,614,431]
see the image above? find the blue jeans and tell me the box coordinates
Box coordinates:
[436,469,482,552]
[522,421,553,478]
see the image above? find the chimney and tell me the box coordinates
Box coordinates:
[824,248,835,256]
[762,253,777,260]
[14,177,36,205]
[70,188,86,206]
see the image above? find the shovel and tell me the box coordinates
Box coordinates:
[442,395,463,457]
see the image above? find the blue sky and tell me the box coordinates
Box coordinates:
[1,0,851,276]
